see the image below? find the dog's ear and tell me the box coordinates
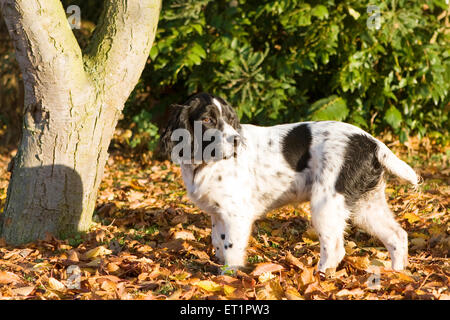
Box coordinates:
[220,100,241,130]
[157,104,190,160]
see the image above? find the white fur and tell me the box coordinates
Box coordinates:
[376,143,418,186]
[212,98,222,115]
[178,118,415,273]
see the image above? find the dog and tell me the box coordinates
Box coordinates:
[158,93,418,273]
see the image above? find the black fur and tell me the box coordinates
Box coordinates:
[335,134,384,209]
[281,123,312,172]
[157,93,240,162]
[158,104,190,159]
[185,93,240,133]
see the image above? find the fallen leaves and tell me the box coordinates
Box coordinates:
[285,251,305,269]
[251,263,284,276]
[195,280,222,292]
[299,266,316,287]
[403,212,421,224]
[84,246,112,259]
[11,286,34,296]
[48,277,65,292]
[346,256,371,271]
[0,271,21,284]
[335,288,365,298]
[285,287,304,300]
[0,135,448,300]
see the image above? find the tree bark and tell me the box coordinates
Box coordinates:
[0,0,161,244]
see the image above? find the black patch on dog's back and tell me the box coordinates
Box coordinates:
[282,124,312,172]
[335,134,383,208]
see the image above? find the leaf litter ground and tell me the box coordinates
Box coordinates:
[0,133,448,300]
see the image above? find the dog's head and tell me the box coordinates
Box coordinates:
[158,93,241,164]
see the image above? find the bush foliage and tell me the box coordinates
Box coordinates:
[1,1,449,149]
[134,0,449,146]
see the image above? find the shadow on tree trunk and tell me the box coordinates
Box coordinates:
[0,165,83,244]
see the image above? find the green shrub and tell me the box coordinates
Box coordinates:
[2,1,449,150]
[138,0,449,145]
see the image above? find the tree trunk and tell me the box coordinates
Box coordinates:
[0,0,161,244]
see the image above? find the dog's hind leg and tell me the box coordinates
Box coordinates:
[351,186,408,271]
[310,191,349,273]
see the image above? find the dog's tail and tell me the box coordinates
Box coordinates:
[375,140,419,187]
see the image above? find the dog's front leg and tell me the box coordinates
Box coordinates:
[211,213,254,274]
[211,214,226,263]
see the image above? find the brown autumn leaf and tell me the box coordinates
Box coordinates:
[216,275,240,286]
[172,230,196,241]
[67,250,79,262]
[285,287,304,300]
[100,279,117,292]
[439,293,450,300]
[106,262,120,273]
[410,237,427,249]
[2,250,18,260]
[48,277,66,291]
[171,214,189,225]
[195,280,222,292]
[346,255,370,270]
[223,284,236,296]
[370,258,391,268]
[335,269,348,279]
[159,239,186,251]
[12,286,35,296]
[251,263,284,276]
[127,189,145,203]
[299,267,316,287]
[285,251,305,270]
[0,271,21,284]
[167,289,183,300]
[256,280,284,300]
[321,280,338,292]
[345,241,358,255]
[18,249,32,258]
[130,179,147,192]
[336,288,365,298]
[84,246,112,259]
[189,249,210,260]
[303,281,324,297]
[303,226,319,241]
[402,212,421,224]
[395,271,415,282]
[268,279,284,299]
[226,287,248,300]
[95,229,107,243]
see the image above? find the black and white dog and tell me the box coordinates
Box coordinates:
[159,93,418,273]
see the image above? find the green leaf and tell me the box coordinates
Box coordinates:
[191,24,203,35]
[349,113,368,129]
[188,53,202,65]
[347,7,360,20]
[191,43,206,59]
[399,130,408,143]
[149,46,158,60]
[309,96,349,121]
[384,106,403,129]
[311,5,328,20]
